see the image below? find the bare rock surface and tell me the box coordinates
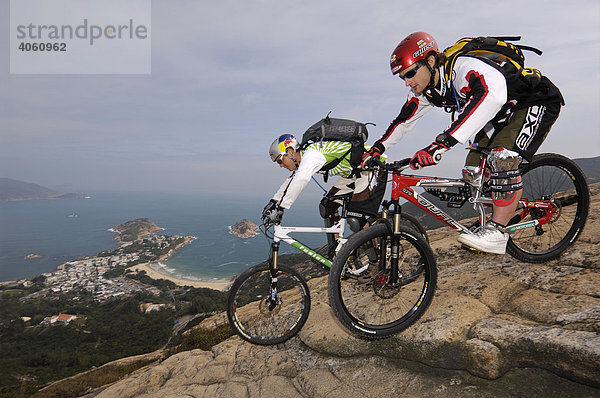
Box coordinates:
[90,183,600,397]
[230,219,258,238]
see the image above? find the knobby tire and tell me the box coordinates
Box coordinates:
[328,224,437,339]
[227,263,310,345]
[506,153,589,263]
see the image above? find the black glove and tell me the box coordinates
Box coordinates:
[263,206,284,225]
[262,199,278,219]
[363,156,384,170]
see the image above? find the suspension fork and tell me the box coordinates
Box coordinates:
[268,241,280,310]
[380,199,401,284]
[390,200,402,284]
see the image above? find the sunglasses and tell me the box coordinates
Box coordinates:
[275,156,283,164]
[399,62,423,80]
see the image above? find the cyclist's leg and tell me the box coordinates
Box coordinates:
[459,103,561,254]
[487,103,561,226]
[320,178,353,257]
[346,168,387,221]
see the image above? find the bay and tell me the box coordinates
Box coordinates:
[0,191,328,282]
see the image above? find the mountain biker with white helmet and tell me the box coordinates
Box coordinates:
[263,134,386,250]
[362,32,564,254]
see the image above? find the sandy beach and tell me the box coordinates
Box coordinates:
[125,236,232,291]
[127,263,231,291]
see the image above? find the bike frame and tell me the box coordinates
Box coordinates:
[271,220,348,270]
[388,155,558,235]
[266,195,355,309]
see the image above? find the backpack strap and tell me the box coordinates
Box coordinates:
[319,148,353,183]
[442,36,543,87]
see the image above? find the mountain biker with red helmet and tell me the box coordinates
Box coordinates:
[362,32,564,254]
[263,134,386,248]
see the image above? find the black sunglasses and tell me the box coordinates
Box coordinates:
[399,62,424,80]
[275,156,283,164]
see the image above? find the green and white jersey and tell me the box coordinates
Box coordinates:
[304,141,354,177]
[272,141,386,209]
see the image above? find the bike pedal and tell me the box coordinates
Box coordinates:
[460,244,486,255]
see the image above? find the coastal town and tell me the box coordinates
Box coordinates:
[22,231,195,302]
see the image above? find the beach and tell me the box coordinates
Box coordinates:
[125,235,232,291]
[127,263,231,291]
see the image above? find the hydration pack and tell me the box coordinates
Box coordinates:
[300,113,370,179]
[442,36,543,86]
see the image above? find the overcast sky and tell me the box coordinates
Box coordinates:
[1,0,599,198]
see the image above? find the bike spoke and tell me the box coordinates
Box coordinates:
[228,265,310,345]
[507,154,589,262]
[335,230,432,331]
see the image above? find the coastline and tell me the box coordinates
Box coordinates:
[127,236,232,291]
[127,262,231,291]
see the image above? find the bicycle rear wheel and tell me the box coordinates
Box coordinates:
[328,224,436,339]
[506,153,589,263]
[227,263,310,345]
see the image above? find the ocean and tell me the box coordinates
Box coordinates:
[0,191,328,282]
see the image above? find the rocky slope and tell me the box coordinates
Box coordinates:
[88,184,600,397]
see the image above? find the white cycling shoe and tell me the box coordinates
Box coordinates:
[457,222,509,254]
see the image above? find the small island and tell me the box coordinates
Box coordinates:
[24,253,42,260]
[230,219,257,238]
[113,218,163,243]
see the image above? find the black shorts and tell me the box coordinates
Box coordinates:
[465,102,561,167]
[320,168,387,219]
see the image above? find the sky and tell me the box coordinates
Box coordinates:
[1,0,599,199]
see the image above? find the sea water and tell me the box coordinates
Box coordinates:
[0,191,327,282]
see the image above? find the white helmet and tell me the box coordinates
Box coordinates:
[269,134,299,162]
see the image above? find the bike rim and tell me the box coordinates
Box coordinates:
[509,162,584,255]
[337,232,432,332]
[231,268,308,343]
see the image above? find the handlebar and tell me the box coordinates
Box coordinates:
[364,157,411,173]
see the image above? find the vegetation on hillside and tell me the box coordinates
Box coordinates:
[0,280,228,397]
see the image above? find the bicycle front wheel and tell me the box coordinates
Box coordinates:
[328,224,437,339]
[227,263,310,345]
[507,153,589,263]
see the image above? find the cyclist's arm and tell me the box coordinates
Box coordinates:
[443,57,507,144]
[373,93,432,153]
[273,149,327,209]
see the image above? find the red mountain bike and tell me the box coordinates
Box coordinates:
[328,149,590,339]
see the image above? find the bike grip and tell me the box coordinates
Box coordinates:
[398,158,411,168]
[372,157,385,168]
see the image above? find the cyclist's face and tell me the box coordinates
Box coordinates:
[400,63,429,95]
[400,56,436,95]
[277,151,297,171]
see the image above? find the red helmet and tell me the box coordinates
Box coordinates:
[390,32,439,75]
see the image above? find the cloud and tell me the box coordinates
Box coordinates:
[1,0,599,194]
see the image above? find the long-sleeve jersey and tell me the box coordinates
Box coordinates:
[272,141,383,209]
[272,147,328,209]
[373,55,563,152]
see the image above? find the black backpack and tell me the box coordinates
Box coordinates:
[299,113,370,180]
[442,36,543,86]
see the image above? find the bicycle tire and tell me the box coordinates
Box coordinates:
[399,212,429,243]
[227,263,311,345]
[506,153,589,263]
[328,224,437,339]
